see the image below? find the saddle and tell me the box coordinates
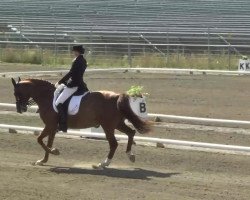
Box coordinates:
[53,85,90,115]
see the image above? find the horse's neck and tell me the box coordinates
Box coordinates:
[31,86,55,110]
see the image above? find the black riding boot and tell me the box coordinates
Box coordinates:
[57,103,68,132]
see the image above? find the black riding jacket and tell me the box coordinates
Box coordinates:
[58,55,87,91]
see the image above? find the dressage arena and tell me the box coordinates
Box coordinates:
[0,67,250,200]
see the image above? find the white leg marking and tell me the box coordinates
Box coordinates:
[127,151,135,163]
[35,159,44,166]
[93,158,112,170]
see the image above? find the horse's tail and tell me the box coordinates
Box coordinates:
[117,94,151,134]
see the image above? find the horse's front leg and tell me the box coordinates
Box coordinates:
[35,126,59,165]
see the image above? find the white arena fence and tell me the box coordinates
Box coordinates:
[1,103,250,127]
[1,123,250,154]
[1,103,250,153]
[1,68,250,78]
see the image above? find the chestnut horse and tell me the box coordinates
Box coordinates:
[11,78,150,169]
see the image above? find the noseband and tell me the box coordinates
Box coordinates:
[16,98,36,113]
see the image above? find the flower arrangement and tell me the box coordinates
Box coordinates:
[127,85,149,98]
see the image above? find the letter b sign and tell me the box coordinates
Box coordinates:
[139,102,146,113]
[129,97,148,118]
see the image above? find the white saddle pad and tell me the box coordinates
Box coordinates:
[53,91,90,115]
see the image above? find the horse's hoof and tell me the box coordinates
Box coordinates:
[35,160,44,166]
[129,154,136,163]
[51,148,60,155]
[92,164,105,170]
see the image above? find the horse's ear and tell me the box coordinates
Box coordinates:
[11,78,17,87]
[18,77,21,83]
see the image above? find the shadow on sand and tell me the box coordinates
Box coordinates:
[49,166,180,180]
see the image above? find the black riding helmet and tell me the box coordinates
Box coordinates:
[72,45,85,54]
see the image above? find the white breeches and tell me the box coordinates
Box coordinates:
[55,86,78,106]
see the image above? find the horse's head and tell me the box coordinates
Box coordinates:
[11,77,32,113]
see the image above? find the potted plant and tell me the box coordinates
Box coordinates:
[127,85,149,118]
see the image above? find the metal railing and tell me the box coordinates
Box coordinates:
[0,40,246,70]
[1,0,250,70]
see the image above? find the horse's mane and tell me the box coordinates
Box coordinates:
[26,79,55,88]
[27,79,55,90]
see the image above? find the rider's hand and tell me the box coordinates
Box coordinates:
[55,82,59,88]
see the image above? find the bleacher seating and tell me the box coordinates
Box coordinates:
[0,0,249,55]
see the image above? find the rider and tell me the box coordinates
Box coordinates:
[55,45,88,132]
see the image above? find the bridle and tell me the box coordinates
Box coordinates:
[12,77,37,113]
[15,96,36,113]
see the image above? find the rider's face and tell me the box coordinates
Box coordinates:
[73,51,80,57]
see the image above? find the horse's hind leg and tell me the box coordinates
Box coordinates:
[93,127,118,169]
[116,121,136,163]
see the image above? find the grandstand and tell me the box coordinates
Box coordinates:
[0,0,249,67]
[0,0,250,44]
